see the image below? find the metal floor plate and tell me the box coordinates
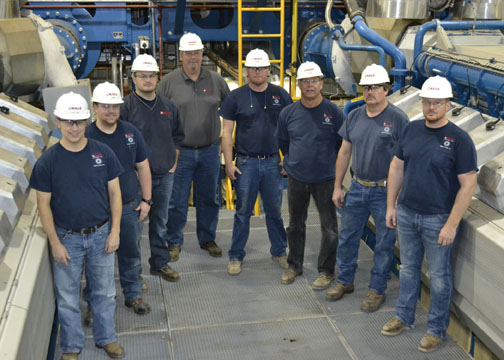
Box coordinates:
[54,202,470,360]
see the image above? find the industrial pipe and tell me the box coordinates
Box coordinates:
[413,20,504,62]
[331,26,386,68]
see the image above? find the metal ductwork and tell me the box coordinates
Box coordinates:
[453,0,504,19]
[366,0,430,19]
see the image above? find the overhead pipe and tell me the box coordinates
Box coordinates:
[331,26,386,68]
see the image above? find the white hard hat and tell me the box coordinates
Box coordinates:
[245,49,270,67]
[131,54,159,73]
[419,76,453,99]
[359,64,390,85]
[179,33,204,51]
[297,61,324,80]
[92,82,124,104]
[54,92,90,120]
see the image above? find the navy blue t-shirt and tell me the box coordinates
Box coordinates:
[86,121,150,203]
[29,139,124,229]
[396,120,478,215]
[219,83,292,156]
[340,103,409,181]
[277,99,345,183]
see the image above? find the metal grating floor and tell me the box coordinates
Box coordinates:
[54,196,471,360]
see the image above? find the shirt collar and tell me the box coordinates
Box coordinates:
[181,68,206,81]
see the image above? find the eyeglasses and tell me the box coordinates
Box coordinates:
[60,119,87,127]
[362,84,384,92]
[422,100,447,108]
[300,78,321,85]
[135,74,158,80]
[248,67,269,73]
[97,103,121,111]
[182,51,203,58]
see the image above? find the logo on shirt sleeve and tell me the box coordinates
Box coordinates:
[124,133,136,146]
[92,153,105,167]
[323,113,333,125]
[441,136,454,150]
[381,122,393,135]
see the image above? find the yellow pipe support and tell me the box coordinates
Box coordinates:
[225,176,234,210]
[241,7,281,11]
[238,0,243,86]
[254,197,260,216]
[280,0,285,88]
[290,0,298,96]
[242,34,281,38]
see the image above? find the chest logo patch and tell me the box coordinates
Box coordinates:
[160,111,171,116]
[381,122,393,135]
[92,153,105,167]
[203,88,213,93]
[441,136,454,150]
[272,95,281,105]
[323,113,333,125]
[125,133,136,145]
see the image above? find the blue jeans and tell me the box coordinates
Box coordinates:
[229,154,287,261]
[54,223,116,353]
[336,180,396,294]
[149,172,175,271]
[84,202,143,303]
[167,141,220,247]
[117,200,142,301]
[286,177,338,274]
[395,204,455,339]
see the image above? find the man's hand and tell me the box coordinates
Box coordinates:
[225,163,242,180]
[52,242,71,266]
[136,201,151,222]
[169,162,177,173]
[438,223,457,246]
[332,187,345,209]
[385,206,397,229]
[105,230,120,253]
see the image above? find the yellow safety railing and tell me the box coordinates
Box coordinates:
[225,0,286,213]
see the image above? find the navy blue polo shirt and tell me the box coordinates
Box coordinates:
[29,139,124,229]
[277,99,345,183]
[396,120,478,215]
[219,83,292,156]
[86,121,150,203]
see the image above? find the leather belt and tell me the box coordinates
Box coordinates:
[181,143,212,150]
[71,218,108,235]
[236,152,276,160]
[354,176,387,187]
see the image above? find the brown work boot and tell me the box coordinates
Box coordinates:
[169,245,181,261]
[325,282,354,301]
[381,317,409,336]
[139,275,148,292]
[361,290,386,312]
[96,342,125,359]
[272,255,288,269]
[200,241,222,257]
[311,274,334,290]
[227,260,242,275]
[281,268,301,284]
[150,265,180,282]
[125,298,151,315]
[61,353,79,360]
[418,333,443,353]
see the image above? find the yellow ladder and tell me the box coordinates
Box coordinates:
[225,0,286,213]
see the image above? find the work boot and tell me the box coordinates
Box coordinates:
[227,260,242,275]
[96,342,125,359]
[125,298,151,315]
[360,290,386,312]
[281,268,301,284]
[272,255,288,269]
[83,308,92,327]
[311,274,334,290]
[418,333,443,353]
[61,353,79,360]
[325,282,354,301]
[381,317,409,336]
[150,265,180,282]
[139,275,148,292]
[169,245,181,262]
[200,241,222,257]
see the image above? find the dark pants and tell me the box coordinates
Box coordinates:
[286,177,338,275]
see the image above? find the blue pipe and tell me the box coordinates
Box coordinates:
[414,20,504,63]
[344,98,365,115]
[330,26,386,68]
[352,15,407,91]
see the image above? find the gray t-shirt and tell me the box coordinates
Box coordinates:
[339,103,409,181]
[157,68,230,147]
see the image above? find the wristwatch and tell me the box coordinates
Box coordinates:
[141,198,153,206]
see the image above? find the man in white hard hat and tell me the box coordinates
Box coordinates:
[86,82,152,315]
[382,76,477,353]
[326,64,409,312]
[121,54,185,283]
[276,61,344,288]
[220,48,292,275]
[30,92,125,359]
[157,33,230,260]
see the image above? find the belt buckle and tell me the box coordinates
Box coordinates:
[257,155,266,160]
